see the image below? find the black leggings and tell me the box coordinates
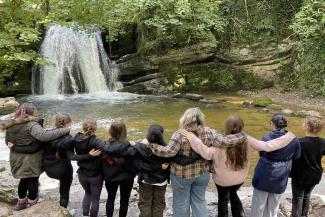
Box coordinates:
[105,179,134,217]
[216,183,244,217]
[59,176,73,208]
[18,177,39,200]
[291,181,316,217]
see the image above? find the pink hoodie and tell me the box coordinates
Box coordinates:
[189,133,295,187]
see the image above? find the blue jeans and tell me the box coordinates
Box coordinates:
[170,172,210,217]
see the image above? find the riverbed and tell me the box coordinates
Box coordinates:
[1,92,324,190]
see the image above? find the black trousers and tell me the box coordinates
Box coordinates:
[216,183,244,217]
[291,180,316,217]
[18,177,39,200]
[59,175,73,208]
[105,179,134,217]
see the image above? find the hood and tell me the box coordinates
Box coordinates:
[268,129,287,139]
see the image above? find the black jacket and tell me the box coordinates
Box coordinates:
[102,138,136,182]
[128,143,202,184]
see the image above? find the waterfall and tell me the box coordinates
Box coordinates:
[32,25,122,95]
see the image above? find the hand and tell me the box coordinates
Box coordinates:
[7,142,14,149]
[179,129,194,141]
[89,149,102,157]
[141,138,149,146]
[161,163,169,170]
[129,141,136,146]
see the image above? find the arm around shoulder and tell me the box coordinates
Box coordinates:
[248,132,296,152]
[30,124,70,142]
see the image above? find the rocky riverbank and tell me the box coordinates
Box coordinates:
[1,161,325,217]
[239,87,325,113]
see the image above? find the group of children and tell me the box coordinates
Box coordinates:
[1,103,325,217]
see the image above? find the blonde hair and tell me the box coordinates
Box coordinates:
[180,108,205,131]
[82,118,97,136]
[305,116,324,134]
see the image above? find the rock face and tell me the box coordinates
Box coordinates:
[12,201,71,217]
[0,161,18,203]
[218,42,292,81]
[0,98,19,116]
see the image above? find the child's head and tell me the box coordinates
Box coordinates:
[82,118,97,136]
[224,115,244,135]
[55,113,72,128]
[271,113,287,130]
[109,120,127,142]
[304,116,324,135]
[146,125,165,145]
[224,115,248,171]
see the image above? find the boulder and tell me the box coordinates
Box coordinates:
[293,110,321,118]
[0,98,19,115]
[12,201,71,217]
[267,104,282,110]
[119,77,169,94]
[242,101,253,108]
[0,204,11,217]
[172,93,204,101]
[281,109,294,115]
[0,161,18,203]
[252,97,272,107]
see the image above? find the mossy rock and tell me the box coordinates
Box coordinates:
[252,97,273,107]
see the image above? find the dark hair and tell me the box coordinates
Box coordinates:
[55,113,72,128]
[146,125,166,145]
[224,115,248,171]
[82,118,97,136]
[109,120,127,142]
[271,113,288,129]
[15,103,38,118]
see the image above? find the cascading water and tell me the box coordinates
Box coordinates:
[32,24,122,95]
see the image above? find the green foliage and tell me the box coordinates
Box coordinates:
[183,63,266,92]
[283,0,325,96]
[0,0,46,85]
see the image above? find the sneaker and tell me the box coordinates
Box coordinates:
[14,198,27,211]
[27,198,38,207]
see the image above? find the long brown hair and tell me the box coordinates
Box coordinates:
[55,113,72,128]
[82,118,97,137]
[224,115,248,171]
[109,120,127,142]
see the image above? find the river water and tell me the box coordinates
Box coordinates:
[1,92,324,189]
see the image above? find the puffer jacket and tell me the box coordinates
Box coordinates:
[252,129,301,194]
[5,120,69,179]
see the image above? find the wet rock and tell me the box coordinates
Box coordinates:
[252,97,272,107]
[262,108,269,113]
[293,110,321,118]
[0,98,19,116]
[267,104,282,110]
[119,77,168,94]
[242,101,253,108]
[281,109,294,115]
[199,99,220,104]
[12,201,71,217]
[172,93,204,101]
[0,161,18,203]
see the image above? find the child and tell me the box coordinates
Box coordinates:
[290,116,325,217]
[182,115,296,217]
[251,113,301,217]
